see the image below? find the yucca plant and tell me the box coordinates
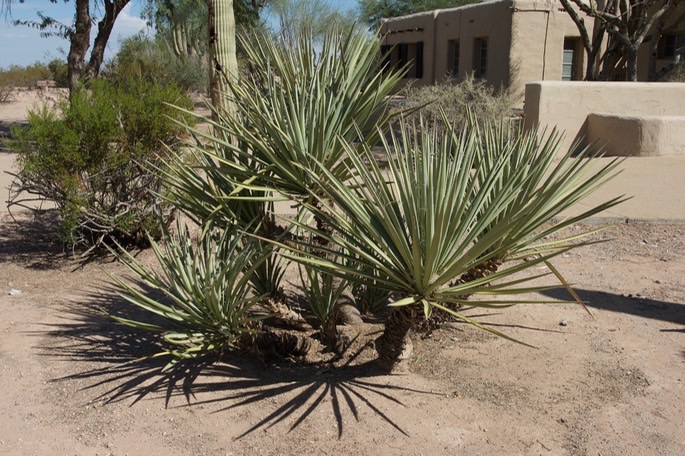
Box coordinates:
[352,263,392,316]
[298,260,351,349]
[110,224,268,369]
[185,27,407,207]
[158,27,407,335]
[264,116,626,372]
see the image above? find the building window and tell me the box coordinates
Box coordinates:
[398,43,409,70]
[659,32,685,59]
[562,38,581,81]
[448,40,460,77]
[414,42,424,79]
[473,37,488,79]
[396,42,424,79]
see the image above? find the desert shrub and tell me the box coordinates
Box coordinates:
[0,62,52,88]
[47,59,69,88]
[9,78,194,252]
[398,74,516,131]
[274,116,624,371]
[665,61,685,82]
[104,33,208,92]
[0,79,13,103]
[112,225,266,368]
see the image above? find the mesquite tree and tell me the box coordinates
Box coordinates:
[559,0,682,81]
[4,0,131,93]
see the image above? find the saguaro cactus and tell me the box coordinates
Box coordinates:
[208,0,238,118]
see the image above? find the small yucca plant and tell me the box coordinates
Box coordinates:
[110,224,268,369]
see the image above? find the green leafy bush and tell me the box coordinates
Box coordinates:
[47,59,68,88]
[9,78,194,252]
[0,62,52,89]
[103,33,208,92]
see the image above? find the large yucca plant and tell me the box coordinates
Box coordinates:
[158,27,406,330]
[264,116,626,372]
[164,27,406,217]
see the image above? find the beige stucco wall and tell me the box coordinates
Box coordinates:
[587,113,685,157]
[433,1,514,86]
[381,11,437,88]
[381,0,685,104]
[524,81,685,155]
[510,1,591,99]
[380,0,597,105]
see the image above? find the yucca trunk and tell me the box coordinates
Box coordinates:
[376,306,417,373]
[208,0,238,118]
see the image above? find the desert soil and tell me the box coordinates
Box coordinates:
[1,91,684,456]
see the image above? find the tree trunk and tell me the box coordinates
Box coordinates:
[67,0,91,94]
[598,45,622,80]
[626,48,639,81]
[376,305,417,373]
[208,0,238,119]
[85,0,130,81]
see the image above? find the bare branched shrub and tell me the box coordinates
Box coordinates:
[0,74,15,103]
[397,74,516,130]
[0,83,13,103]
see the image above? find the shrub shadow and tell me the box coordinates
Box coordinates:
[541,288,685,328]
[43,285,440,438]
[0,120,26,153]
[0,210,66,269]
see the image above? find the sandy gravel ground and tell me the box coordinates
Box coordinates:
[1,90,684,456]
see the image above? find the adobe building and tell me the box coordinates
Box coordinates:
[380,0,685,101]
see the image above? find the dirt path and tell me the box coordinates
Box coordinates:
[1,212,683,455]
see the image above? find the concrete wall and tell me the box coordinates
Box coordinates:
[524,81,685,155]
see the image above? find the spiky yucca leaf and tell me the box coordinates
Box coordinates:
[110,224,267,369]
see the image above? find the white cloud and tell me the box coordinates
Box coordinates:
[112,4,148,38]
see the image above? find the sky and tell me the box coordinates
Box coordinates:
[0,2,149,68]
[0,0,360,69]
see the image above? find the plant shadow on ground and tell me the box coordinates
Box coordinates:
[42,285,444,438]
[0,210,66,269]
[0,120,26,153]
[541,288,685,330]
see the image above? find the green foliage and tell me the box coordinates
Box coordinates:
[299,263,349,328]
[214,28,406,200]
[104,33,208,92]
[398,75,515,131]
[112,225,267,368]
[0,62,52,89]
[358,0,480,30]
[267,0,360,43]
[9,78,194,251]
[47,59,68,87]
